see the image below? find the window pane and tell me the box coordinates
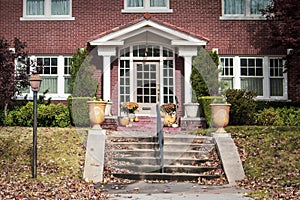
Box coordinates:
[270,78,283,96]
[40,76,57,93]
[64,77,71,93]
[52,0,70,15]
[128,0,143,7]
[150,0,166,7]
[241,78,263,96]
[224,0,244,14]
[27,0,45,15]
[251,0,269,14]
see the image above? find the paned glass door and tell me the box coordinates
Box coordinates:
[135,62,160,115]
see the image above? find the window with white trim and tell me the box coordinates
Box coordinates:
[21,0,74,21]
[219,56,287,100]
[37,57,58,93]
[240,58,263,96]
[221,0,270,20]
[122,0,172,13]
[269,58,284,96]
[220,57,234,89]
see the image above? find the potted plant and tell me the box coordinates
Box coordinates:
[210,96,231,133]
[87,97,107,129]
[160,103,177,127]
[121,102,139,121]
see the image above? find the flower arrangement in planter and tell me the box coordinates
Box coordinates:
[121,102,139,113]
[160,103,177,127]
[160,103,176,115]
[121,102,139,122]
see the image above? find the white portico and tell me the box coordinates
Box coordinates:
[89,14,208,116]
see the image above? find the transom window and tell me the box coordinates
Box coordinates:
[21,0,74,21]
[221,0,270,20]
[122,0,172,13]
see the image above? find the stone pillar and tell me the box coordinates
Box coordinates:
[83,129,106,183]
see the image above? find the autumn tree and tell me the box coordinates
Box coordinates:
[0,37,29,120]
[261,0,300,70]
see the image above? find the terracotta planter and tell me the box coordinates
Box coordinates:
[210,103,231,133]
[87,101,107,129]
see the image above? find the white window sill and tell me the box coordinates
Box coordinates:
[121,8,173,13]
[219,15,266,20]
[20,16,75,21]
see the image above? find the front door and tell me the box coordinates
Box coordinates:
[134,62,160,116]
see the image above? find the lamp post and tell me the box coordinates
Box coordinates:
[29,73,42,178]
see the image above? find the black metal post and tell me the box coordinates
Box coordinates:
[32,90,38,178]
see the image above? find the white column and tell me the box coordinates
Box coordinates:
[103,56,111,101]
[97,46,116,101]
[184,56,193,104]
[178,46,198,104]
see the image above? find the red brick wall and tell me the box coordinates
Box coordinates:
[1,0,283,55]
[111,59,119,115]
[0,0,297,101]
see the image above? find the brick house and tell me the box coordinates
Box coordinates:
[1,0,299,120]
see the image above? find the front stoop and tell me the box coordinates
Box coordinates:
[102,116,207,131]
[106,132,227,183]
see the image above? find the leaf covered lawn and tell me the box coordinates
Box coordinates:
[0,127,107,199]
[228,126,300,200]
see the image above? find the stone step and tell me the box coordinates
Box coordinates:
[114,157,217,166]
[112,172,220,181]
[112,164,218,174]
[113,149,215,159]
[108,135,214,144]
[109,141,215,151]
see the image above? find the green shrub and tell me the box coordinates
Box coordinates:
[255,107,300,126]
[256,100,300,111]
[225,89,257,125]
[199,96,224,127]
[68,96,91,127]
[6,102,70,127]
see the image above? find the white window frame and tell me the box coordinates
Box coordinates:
[122,0,173,13]
[17,55,71,100]
[219,55,288,101]
[220,57,235,89]
[20,0,75,21]
[220,0,269,20]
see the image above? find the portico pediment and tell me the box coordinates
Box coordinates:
[89,14,208,47]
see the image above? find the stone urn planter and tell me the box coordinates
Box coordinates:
[210,103,231,133]
[184,102,200,118]
[87,101,107,129]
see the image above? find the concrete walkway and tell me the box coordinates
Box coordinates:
[105,181,253,200]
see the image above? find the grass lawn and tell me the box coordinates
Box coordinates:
[0,127,106,199]
[227,126,300,199]
[0,126,299,199]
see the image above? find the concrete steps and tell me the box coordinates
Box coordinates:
[106,132,225,182]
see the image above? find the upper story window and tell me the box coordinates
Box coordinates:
[221,0,270,20]
[21,0,75,21]
[122,0,173,13]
